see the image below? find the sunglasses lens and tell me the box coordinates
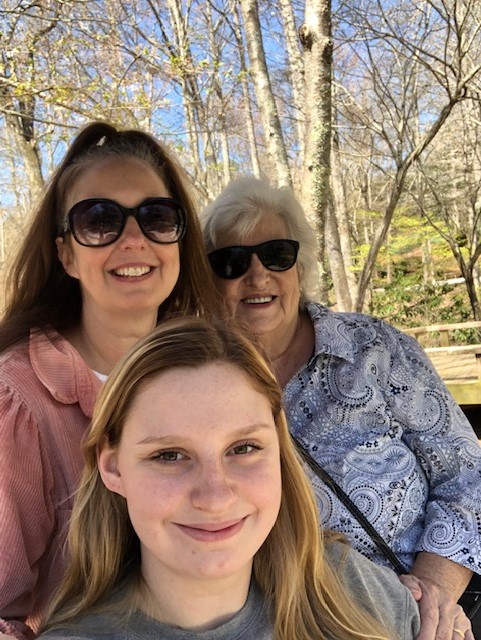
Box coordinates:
[209,240,299,279]
[259,240,298,271]
[71,201,123,246]
[67,199,185,246]
[139,202,184,243]
[209,247,250,279]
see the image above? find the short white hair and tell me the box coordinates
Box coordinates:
[201,176,320,303]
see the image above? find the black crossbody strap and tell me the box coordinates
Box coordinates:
[293,436,408,575]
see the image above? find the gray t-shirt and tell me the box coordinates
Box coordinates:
[39,542,420,639]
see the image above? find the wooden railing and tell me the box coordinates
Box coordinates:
[403,321,481,347]
[403,322,481,406]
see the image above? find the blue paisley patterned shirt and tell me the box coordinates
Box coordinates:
[284,302,481,574]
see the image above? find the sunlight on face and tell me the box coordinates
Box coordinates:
[56,156,180,321]
[213,215,301,343]
[99,362,282,592]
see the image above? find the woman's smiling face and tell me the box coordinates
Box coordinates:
[98,361,282,589]
[212,214,301,344]
[56,156,181,321]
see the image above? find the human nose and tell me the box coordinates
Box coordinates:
[191,461,236,512]
[117,215,146,248]
[245,252,269,286]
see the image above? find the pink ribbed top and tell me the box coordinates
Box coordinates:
[0,329,101,639]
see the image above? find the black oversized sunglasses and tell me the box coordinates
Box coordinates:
[208,239,299,279]
[60,197,187,247]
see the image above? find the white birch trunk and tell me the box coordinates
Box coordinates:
[300,0,352,310]
[278,0,305,161]
[232,1,261,178]
[240,0,292,187]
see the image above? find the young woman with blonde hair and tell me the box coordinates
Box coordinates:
[39,317,420,640]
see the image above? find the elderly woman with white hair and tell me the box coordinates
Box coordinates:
[201,176,481,640]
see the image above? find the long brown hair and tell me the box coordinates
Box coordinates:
[0,122,222,352]
[41,316,392,640]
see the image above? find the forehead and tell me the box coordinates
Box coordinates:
[217,214,290,248]
[121,362,275,439]
[65,156,169,210]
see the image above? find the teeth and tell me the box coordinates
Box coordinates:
[114,266,151,277]
[244,296,273,304]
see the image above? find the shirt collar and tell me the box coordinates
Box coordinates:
[30,327,101,417]
[305,301,356,363]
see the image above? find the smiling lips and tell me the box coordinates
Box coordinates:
[176,518,246,542]
[243,296,274,304]
[112,265,153,278]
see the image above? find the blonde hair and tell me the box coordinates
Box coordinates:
[42,317,392,640]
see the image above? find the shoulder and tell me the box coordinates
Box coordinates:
[326,540,421,638]
[39,583,271,640]
[40,636,95,640]
[39,613,127,640]
[0,328,69,389]
[326,540,404,597]
[0,336,42,422]
[0,327,99,417]
[0,336,31,379]
[306,301,403,339]
[305,301,413,361]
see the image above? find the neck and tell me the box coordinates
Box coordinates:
[137,565,252,631]
[269,314,303,363]
[67,307,158,375]
[263,311,314,389]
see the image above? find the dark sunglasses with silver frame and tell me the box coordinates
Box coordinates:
[59,197,187,247]
[208,239,299,280]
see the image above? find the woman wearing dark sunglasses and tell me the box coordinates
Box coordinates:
[0,121,222,640]
[202,176,480,640]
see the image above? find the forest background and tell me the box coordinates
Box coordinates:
[1,0,481,336]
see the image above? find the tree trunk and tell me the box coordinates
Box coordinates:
[7,123,44,198]
[1,71,44,197]
[166,0,218,194]
[331,131,356,306]
[325,202,353,310]
[279,0,305,163]
[232,2,261,177]
[422,237,435,284]
[240,74,262,178]
[300,0,352,310]
[464,271,481,321]
[461,258,481,322]
[166,0,202,179]
[240,0,292,187]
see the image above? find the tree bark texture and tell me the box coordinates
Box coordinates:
[300,0,352,310]
[240,0,292,187]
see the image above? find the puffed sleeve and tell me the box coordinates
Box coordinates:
[0,382,55,640]
[385,324,481,572]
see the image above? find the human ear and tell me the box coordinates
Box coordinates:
[56,236,79,279]
[97,438,126,497]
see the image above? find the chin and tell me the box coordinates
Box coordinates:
[244,318,276,336]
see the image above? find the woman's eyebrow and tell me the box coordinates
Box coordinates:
[135,423,275,446]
